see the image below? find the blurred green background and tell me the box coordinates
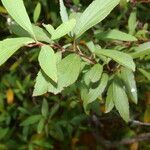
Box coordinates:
[0,0,150,149]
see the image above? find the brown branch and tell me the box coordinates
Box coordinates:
[91,132,150,148]
[51,43,97,64]
[51,43,66,52]
[139,0,150,3]
[78,53,97,64]
[29,39,97,66]
[130,120,150,126]
[130,0,150,4]
[26,42,44,48]
[110,133,150,147]
[76,46,97,64]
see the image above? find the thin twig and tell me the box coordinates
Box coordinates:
[76,46,96,64]
[27,41,97,65]
[26,42,44,48]
[51,43,66,52]
[131,0,150,4]
[78,53,96,64]
[109,133,150,148]
[130,120,150,126]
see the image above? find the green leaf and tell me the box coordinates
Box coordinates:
[111,78,130,122]
[73,0,120,38]
[41,99,49,117]
[32,25,51,43]
[95,29,137,41]
[48,82,63,95]
[131,42,150,59]
[73,0,80,5]
[49,104,60,119]
[95,49,135,71]
[59,0,68,23]
[82,73,108,111]
[32,140,53,149]
[86,41,96,53]
[37,118,45,134]
[80,84,89,104]
[139,68,150,81]
[33,71,50,96]
[69,12,82,21]
[105,85,114,113]
[51,19,76,40]
[128,11,137,35]
[20,115,42,126]
[0,5,7,13]
[0,37,34,66]
[71,114,87,126]
[49,124,64,141]
[2,0,35,39]
[43,24,55,36]
[57,54,81,88]
[55,52,62,64]
[33,2,41,23]
[120,68,138,104]
[39,45,57,82]
[86,73,108,104]
[87,64,103,83]
[0,128,9,140]
[33,70,62,96]
[10,24,51,43]
[18,107,30,115]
